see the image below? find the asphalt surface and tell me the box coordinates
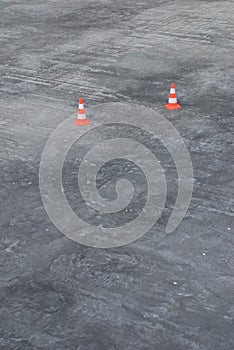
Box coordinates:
[0,0,234,349]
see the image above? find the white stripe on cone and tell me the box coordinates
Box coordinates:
[168,97,177,104]
[77,113,86,120]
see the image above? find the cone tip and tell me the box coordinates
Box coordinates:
[79,98,83,104]
[171,83,175,88]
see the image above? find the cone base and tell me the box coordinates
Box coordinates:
[165,103,182,110]
[74,118,90,126]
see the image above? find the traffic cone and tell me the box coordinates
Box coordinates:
[165,83,182,110]
[74,98,90,126]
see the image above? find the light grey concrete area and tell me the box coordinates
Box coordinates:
[0,0,234,349]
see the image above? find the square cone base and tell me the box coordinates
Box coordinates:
[165,103,182,110]
[74,118,90,126]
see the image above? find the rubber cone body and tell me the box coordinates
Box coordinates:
[165,83,181,110]
[74,98,90,125]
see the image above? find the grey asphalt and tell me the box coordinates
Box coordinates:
[0,0,234,349]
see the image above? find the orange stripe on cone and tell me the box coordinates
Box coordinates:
[78,109,85,114]
[74,98,90,126]
[165,83,182,110]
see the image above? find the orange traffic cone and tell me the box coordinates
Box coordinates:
[74,98,90,126]
[165,83,182,110]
